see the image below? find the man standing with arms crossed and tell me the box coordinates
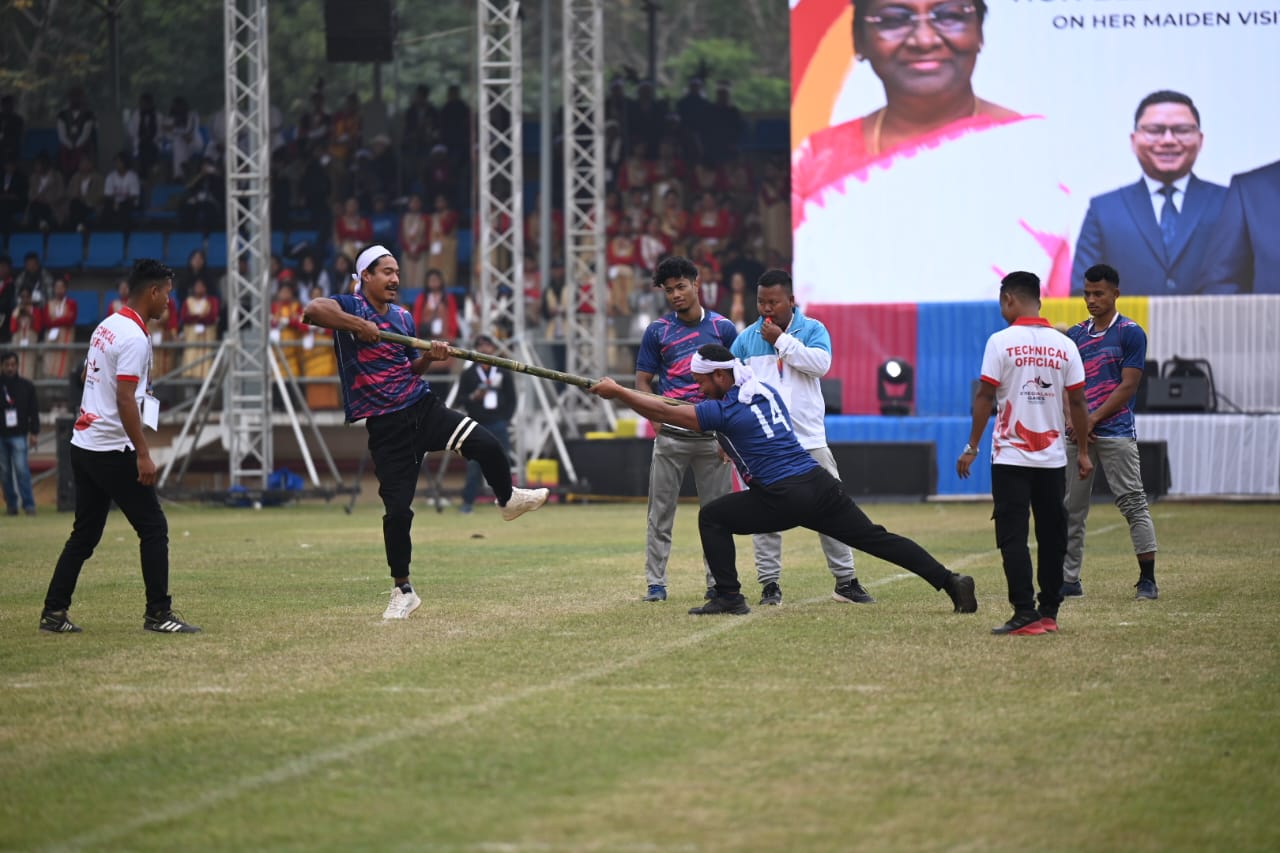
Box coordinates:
[41,259,200,634]
[1062,264,1159,600]
[731,269,873,606]
[959,271,1092,636]
[635,256,738,602]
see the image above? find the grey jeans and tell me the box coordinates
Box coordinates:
[752,444,855,585]
[645,431,733,588]
[1063,437,1158,583]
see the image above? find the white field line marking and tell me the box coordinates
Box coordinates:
[41,616,753,853]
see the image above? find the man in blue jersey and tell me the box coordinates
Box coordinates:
[304,245,548,621]
[1062,264,1159,600]
[634,256,738,602]
[731,269,873,607]
[590,344,978,616]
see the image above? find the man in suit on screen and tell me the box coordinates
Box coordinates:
[1071,91,1226,296]
[1197,159,1280,294]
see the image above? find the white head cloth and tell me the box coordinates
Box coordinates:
[354,244,393,282]
[689,353,762,404]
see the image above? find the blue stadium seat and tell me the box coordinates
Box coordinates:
[127,232,166,264]
[67,289,103,327]
[371,213,399,248]
[45,233,85,270]
[21,128,59,162]
[271,230,286,257]
[456,228,473,267]
[164,232,206,267]
[286,230,319,253]
[144,183,185,224]
[206,231,228,268]
[84,231,126,270]
[6,232,45,262]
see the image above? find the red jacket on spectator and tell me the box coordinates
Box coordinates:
[412,288,460,340]
[607,234,639,268]
[43,293,77,334]
[181,294,221,328]
[617,155,655,193]
[335,212,373,249]
[689,205,732,245]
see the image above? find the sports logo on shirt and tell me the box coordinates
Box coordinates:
[1020,375,1056,405]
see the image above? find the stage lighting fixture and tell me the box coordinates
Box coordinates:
[877,358,914,416]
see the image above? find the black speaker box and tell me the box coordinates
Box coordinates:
[1144,377,1212,412]
[324,0,394,63]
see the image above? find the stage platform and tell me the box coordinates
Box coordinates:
[824,414,1280,498]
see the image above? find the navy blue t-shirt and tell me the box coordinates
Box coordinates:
[694,381,817,487]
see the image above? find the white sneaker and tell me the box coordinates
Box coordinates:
[500,487,549,521]
[382,587,422,620]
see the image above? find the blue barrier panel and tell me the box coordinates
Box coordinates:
[914,302,1005,417]
[824,415,994,496]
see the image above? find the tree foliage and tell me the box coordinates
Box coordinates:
[0,1,788,127]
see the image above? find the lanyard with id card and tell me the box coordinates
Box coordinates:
[140,326,160,430]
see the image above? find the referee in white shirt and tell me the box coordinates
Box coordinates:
[40,259,200,634]
[958,271,1092,637]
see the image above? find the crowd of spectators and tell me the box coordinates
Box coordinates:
[1,72,789,400]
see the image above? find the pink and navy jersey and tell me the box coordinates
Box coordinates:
[635,309,738,401]
[332,293,431,422]
[695,382,817,488]
[1066,314,1146,439]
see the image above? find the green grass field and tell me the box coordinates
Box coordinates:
[2,499,1278,852]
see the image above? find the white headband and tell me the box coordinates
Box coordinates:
[690,354,763,404]
[353,244,393,281]
[689,354,736,375]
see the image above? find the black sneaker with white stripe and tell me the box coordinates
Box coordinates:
[39,609,82,633]
[144,610,202,633]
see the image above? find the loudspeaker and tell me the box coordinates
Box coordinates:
[820,378,843,415]
[324,0,393,63]
[1133,359,1159,413]
[1092,440,1170,499]
[1144,377,1212,412]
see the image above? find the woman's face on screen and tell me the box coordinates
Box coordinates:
[857,1,983,101]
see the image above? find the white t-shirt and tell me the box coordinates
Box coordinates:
[72,307,151,452]
[979,317,1085,469]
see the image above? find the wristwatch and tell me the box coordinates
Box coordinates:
[961,444,978,456]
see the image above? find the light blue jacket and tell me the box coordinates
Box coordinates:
[730,308,832,449]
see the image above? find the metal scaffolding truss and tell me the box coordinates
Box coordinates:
[476,1,524,351]
[220,0,274,489]
[164,0,338,497]
[561,0,612,429]
[476,1,578,483]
